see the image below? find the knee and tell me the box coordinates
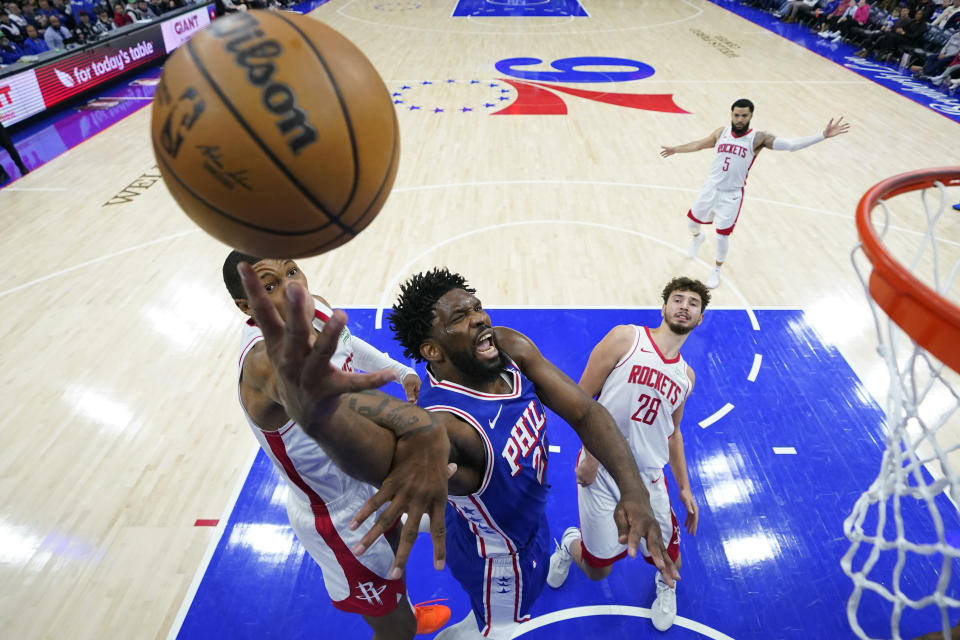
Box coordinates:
[583,564,613,581]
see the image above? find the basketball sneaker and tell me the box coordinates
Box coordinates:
[687,233,706,258]
[547,526,581,588]
[414,599,452,635]
[705,267,721,289]
[650,572,677,632]
[434,610,483,639]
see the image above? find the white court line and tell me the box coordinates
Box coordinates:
[548,445,561,453]
[0,229,197,300]
[509,605,736,640]
[773,447,797,455]
[392,179,960,250]
[165,444,260,640]
[337,0,702,35]
[386,78,868,85]
[747,354,762,382]
[699,403,734,429]
[371,215,760,334]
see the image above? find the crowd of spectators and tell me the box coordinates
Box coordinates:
[0,0,300,65]
[738,0,960,94]
[0,0,188,63]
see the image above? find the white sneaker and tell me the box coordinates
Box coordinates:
[705,267,721,289]
[831,32,843,42]
[687,233,705,258]
[650,572,677,632]
[434,610,484,640]
[547,526,580,588]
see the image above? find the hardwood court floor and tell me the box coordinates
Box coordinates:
[1,1,958,638]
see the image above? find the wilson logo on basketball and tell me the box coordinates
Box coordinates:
[211,13,318,155]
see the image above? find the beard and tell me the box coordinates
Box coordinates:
[731,120,750,134]
[446,337,508,385]
[665,318,695,335]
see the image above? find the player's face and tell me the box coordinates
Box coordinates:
[247,259,309,322]
[431,288,506,383]
[662,289,703,335]
[730,107,752,134]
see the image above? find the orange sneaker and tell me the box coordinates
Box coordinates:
[413,599,451,635]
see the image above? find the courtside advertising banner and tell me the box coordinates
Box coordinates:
[160,5,212,52]
[0,69,44,125]
[33,29,167,108]
[0,2,214,126]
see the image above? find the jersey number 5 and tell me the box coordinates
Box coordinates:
[631,393,662,425]
[722,156,730,172]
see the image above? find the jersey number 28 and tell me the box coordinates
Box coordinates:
[631,393,662,425]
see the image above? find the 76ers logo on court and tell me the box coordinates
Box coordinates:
[391,56,689,116]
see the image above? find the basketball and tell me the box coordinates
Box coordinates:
[151,10,399,258]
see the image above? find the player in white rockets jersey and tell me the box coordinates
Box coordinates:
[660,98,851,289]
[223,251,451,639]
[546,276,711,633]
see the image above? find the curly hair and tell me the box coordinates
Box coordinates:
[222,250,263,300]
[389,267,475,362]
[661,276,711,310]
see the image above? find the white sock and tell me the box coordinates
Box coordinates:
[715,234,730,262]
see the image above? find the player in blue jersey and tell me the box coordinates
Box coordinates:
[234,264,679,640]
[386,268,677,639]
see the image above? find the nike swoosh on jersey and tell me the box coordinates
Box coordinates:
[488,405,503,430]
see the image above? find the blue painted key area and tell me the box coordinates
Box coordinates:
[175,308,959,640]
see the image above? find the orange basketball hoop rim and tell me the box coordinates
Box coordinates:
[855,167,960,374]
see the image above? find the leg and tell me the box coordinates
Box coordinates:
[640,474,682,632]
[686,186,717,258]
[0,121,27,175]
[549,462,627,587]
[687,217,707,258]
[705,190,740,288]
[364,593,417,640]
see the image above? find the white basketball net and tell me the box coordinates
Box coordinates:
[843,179,960,640]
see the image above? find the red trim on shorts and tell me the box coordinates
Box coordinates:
[686,209,709,224]
[716,187,744,236]
[580,541,628,568]
[641,508,681,565]
[483,558,493,636]
[717,151,755,235]
[641,473,681,565]
[263,431,404,617]
[512,554,523,623]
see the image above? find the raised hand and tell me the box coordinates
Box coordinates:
[402,373,421,403]
[349,417,455,579]
[613,487,680,587]
[575,449,600,486]
[237,262,394,427]
[660,145,677,158]
[823,116,851,138]
[678,487,698,536]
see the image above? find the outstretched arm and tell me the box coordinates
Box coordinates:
[237,262,452,578]
[499,326,680,586]
[669,368,697,536]
[574,325,636,486]
[660,128,722,157]
[350,335,421,402]
[757,117,850,152]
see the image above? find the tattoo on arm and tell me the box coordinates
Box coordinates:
[347,391,438,437]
